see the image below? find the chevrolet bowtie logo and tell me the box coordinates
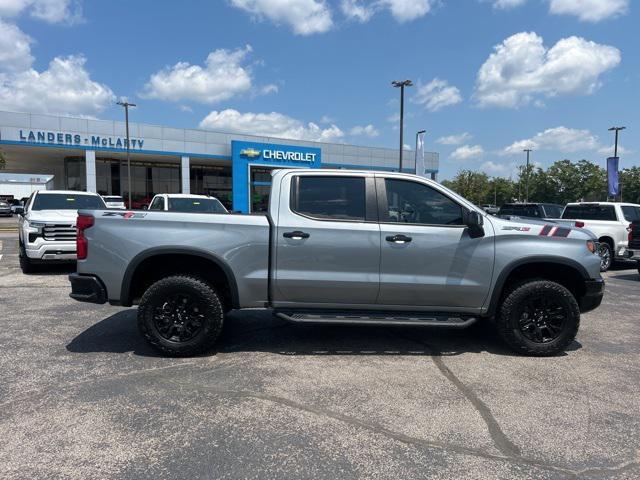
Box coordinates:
[240,148,261,158]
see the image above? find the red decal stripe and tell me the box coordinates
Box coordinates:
[540,225,552,236]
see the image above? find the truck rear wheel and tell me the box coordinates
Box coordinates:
[137,275,224,357]
[496,280,580,356]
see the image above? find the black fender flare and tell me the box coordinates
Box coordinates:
[120,247,240,308]
[485,255,591,317]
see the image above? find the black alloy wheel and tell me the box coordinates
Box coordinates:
[517,295,567,344]
[153,293,205,343]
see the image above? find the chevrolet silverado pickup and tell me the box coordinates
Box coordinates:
[559,202,640,271]
[18,190,106,273]
[69,169,604,357]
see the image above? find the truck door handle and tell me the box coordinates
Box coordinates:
[283,230,310,239]
[386,234,412,243]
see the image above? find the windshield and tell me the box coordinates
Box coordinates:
[498,204,542,218]
[31,193,106,211]
[167,197,228,213]
[562,205,617,221]
[104,196,124,202]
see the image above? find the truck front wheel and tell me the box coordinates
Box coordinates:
[137,275,224,357]
[19,244,35,274]
[496,280,580,356]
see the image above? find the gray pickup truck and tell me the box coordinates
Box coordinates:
[69,169,604,357]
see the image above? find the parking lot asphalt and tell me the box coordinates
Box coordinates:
[0,231,639,480]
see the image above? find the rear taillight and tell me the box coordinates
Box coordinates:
[628,224,633,243]
[575,221,585,228]
[76,214,94,260]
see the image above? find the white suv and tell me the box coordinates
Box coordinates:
[560,202,640,271]
[18,190,106,273]
[147,194,228,214]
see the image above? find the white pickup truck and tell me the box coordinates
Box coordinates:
[559,202,640,271]
[18,190,106,273]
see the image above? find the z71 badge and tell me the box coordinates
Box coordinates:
[102,211,147,219]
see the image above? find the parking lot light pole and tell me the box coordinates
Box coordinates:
[609,126,626,158]
[523,148,532,203]
[392,80,413,172]
[117,100,137,208]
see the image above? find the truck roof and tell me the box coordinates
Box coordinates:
[153,194,217,199]
[36,190,101,196]
[566,201,640,207]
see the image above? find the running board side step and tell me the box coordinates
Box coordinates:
[275,312,477,329]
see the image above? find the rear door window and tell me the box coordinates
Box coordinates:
[621,206,640,222]
[291,176,366,221]
[562,205,617,221]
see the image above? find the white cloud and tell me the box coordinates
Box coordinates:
[141,45,258,104]
[0,19,33,73]
[350,124,379,137]
[0,55,114,116]
[549,0,629,22]
[414,78,462,112]
[199,109,345,142]
[229,0,333,35]
[340,0,374,21]
[474,32,620,108]
[597,144,631,157]
[481,160,512,176]
[341,0,435,23]
[451,144,484,161]
[436,132,472,145]
[501,126,600,155]
[488,0,527,9]
[0,0,82,24]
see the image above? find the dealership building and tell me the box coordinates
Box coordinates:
[0,110,439,212]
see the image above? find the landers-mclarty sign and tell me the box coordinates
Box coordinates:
[18,130,144,149]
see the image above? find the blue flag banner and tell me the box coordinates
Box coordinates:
[607,157,620,197]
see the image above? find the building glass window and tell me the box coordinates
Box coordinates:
[190,165,232,209]
[95,158,181,208]
[64,157,86,191]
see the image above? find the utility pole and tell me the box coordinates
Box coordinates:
[523,149,532,203]
[117,100,137,208]
[392,80,413,172]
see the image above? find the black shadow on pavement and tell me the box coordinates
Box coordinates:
[67,309,581,358]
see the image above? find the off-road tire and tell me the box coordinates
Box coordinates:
[598,242,612,272]
[137,275,224,357]
[496,280,580,356]
[19,244,35,274]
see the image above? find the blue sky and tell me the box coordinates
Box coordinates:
[0,0,636,179]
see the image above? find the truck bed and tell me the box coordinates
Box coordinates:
[77,210,272,307]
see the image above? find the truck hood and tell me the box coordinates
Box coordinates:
[27,210,79,224]
[488,215,596,240]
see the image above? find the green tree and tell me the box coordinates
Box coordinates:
[620,167,640,204]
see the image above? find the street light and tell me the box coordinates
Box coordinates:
[116,100,137,208]
[608,126,626,158]
[523,148,532,203]
[392,79,413,172]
